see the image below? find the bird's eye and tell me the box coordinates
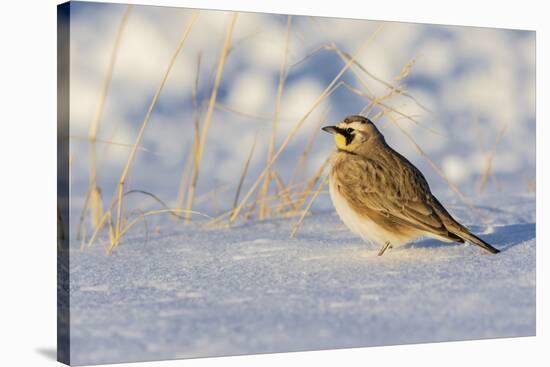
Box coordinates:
[346,128,353,134]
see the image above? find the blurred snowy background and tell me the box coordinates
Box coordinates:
[68,2,535,228]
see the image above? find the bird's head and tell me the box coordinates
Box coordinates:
[322,115,383,152]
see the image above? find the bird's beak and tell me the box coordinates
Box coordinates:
[322,126,338,135]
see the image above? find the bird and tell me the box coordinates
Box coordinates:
[322,114,500,256]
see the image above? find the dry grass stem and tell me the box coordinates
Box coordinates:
[332,52,440,136]
[79,5,132,238]
[232,135,258,211]
[175,53,202,213]
[216,103,277,121]
[288,108,328,189]
[384,110,488,222]
[271,171,295,213]
[107,208,212,254]
[258,15,292,219]
[86,189,209,251]
[228,25,384,223]
[88,11,199,250]
[296,20,429,113]
[290,174,330,237]
[327,43,431,113]
[292,157,330,211]
[479,123,508,193]
[184,13,238,222]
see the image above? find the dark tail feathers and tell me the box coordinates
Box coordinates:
[458,230,500,254]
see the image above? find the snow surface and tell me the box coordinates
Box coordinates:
[69,194,535,365]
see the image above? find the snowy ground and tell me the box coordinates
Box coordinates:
[69,194,535,365]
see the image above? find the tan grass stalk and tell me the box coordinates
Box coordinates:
[83,189,175,250]
[175,147,195,214]
[333,53,440,136]
[194,184,231,205]
[326,43,430,113]
[176,54,202,213]
[384,110,487,222]
[110,11,199,245]
[290,174,330,237]
[80,5,131,236]
[203,181,311,229]
[216,103,279,121]
[269,190,329,216]
[243,155,329,223]
[271,171,295,214]
[76,188,92,242]
[184,13,238,222]
[292,18,429,114]
[288,108,328,188]
[229,26,384,224]
[232,135,258,211]
[86,189,207,250]
[107,208,212,254]
[87,5,132,140]
[258,15,292,219]
[127,208,150,243]
[479,123,508,192]
[291,157,330,212]
[71,135,160,155]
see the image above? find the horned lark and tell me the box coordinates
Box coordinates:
[322,115,500,256]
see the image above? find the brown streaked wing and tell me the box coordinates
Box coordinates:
[334,153,453,238]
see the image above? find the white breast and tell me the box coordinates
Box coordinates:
[328,175,409,247]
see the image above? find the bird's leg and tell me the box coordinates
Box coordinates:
[377,241,392,256]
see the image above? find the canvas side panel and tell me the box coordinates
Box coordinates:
[57,2,70,365]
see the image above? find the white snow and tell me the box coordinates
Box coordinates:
[69,194,535,365]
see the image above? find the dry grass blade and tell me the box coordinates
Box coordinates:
[127,208,150,244]
[216,103,275,121]
[83,189,175,250]
[292,156,330,212]
[79,5,131,238]
[326,43,431,113]
[184,13,238,222]
[228,25,384,224]
[107,208,212,254]
[76,188,92,242]
[125,189,186,220]
[86,188,207,250]
[175,146,194,214]
[87,5,132,140]
[71,135,161,155]
[102,11,199,248]
[271,171,295,214]
[290,174,330,237]
[479,123,508,193]
[332,53,441,136]
[384,110,487,222]
[175,53,202,213]
[288,44,326,69]
[288,108,328,187]
[232,134,258,211]
[304,17,430,113]
[259,15,292,219]
[204,180,310,229]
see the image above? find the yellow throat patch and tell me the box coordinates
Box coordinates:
[334,133,349,150]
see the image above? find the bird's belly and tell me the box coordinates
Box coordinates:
[329,177,412,246]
